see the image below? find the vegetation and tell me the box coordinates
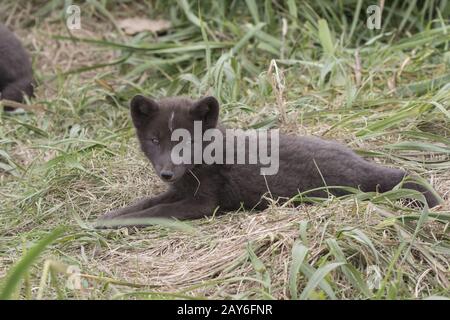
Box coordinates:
[0,0,449,299]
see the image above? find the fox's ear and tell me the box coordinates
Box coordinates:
[190,96,219,129]
[130,95,159,128]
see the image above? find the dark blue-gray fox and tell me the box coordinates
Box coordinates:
[96,95,440,227]
[0,23,34,112]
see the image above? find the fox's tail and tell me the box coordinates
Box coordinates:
[402,179,440,208]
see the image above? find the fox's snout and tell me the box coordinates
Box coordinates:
[156,162,188,183]
[160,170,174,181]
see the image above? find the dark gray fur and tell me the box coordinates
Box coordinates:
[97,95,440,227]
[0,23,34,111]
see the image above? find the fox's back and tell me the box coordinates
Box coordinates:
[0,23,32,87]
[217,133,404,208]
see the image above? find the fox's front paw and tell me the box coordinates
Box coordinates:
[95,210,124,229]
[99,209,121,220]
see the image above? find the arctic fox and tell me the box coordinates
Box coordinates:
[97,95,440,227]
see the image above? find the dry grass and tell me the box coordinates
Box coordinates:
[0,1,449,300]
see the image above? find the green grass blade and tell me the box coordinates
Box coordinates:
[0,228,64,300]
[326,239,372,298]
[289,241,309,299]
[318,19,334,56]
[299,262,344,300]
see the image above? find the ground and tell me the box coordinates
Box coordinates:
[0,1,449,299]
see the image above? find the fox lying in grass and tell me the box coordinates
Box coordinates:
[96,95,440,227]
[0,23,34,112]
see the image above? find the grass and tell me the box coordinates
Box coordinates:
[0,0,449,299]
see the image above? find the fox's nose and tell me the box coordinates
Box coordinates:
[160,170,174,181]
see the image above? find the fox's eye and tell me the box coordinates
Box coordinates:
[150,138,159,145]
